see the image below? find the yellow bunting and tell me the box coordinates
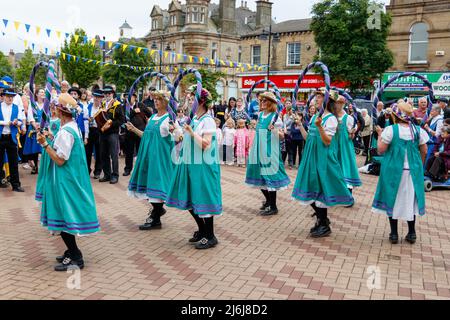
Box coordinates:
[122,44,128,52]
[62,53,66,60]
[56,31,61,39]
[164,51,169,59]
[137,47,142,54]
[74,34,80,43]
[14,21,20,31]
[150,50,156,56]
[36,26,41,36]
[91,39,96,46]
[24,40,28,48]
[189,56,193,63]
[108,41,113,49]
[199,57,204,64]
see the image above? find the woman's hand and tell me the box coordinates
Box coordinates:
[268,124,275,131]
[169,124,175,133]
[315,116,323,128]
[375,125,383,136]
[37,132,46,145]
[184,124,194,137]
[125,121,136,132]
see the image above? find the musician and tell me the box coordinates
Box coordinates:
[0,89,26,192]
[123,93,152,176]
[85,89,104,179]
[99,85,125,184]
[68,87,89,142]
[423,105,444,164]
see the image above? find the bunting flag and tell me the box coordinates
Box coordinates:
[14,21,20,31]
[36,26,41,36]
[91,38,96,46]
[2,19,8,28]
[122,44,128,52]
[46,29,51,37]
[137,47,142,55]
[56,31,61,39]
[24,40,28,48]
[25,24,31,33]
[74,34,79,43]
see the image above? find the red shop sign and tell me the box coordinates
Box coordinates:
[241,74,348,89]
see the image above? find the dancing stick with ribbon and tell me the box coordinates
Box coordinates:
[127,72,178,122]
[41,59,61,129]
[245,79,283,127]
[171,68,203,125]
[293,61,331,117]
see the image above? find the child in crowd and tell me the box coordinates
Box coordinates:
[215,118,224,164]
[222,118,236,166]
[235,119,249,168]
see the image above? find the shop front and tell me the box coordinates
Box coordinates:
[239,72,348,108]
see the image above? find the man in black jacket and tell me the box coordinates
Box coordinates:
[123,93,152,176]
[99,85,125,184]
[437,97,450,120]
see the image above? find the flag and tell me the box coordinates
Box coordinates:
[14,21,20,31]
[137,47,142,54]
[2,19,8,28]
[25,24,30,33]
[122,44,128,52]
[74,34,79,43]
[3,153,10,179]
[56,31,61,39]
[36,26,41,36]
[46,29,51,37]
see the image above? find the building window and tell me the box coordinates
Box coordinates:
[409,22,428,63]
[238,46,242,63]
[212,42,218,61]
[200,7,206,24]
[152,20,159,30]
[170,15,177,26]
[192,7,199,23]
[251,45,261,65]
[287,43,301,66]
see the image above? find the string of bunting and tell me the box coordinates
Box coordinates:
[2,17,267,72]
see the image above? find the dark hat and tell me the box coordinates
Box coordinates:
[148,86,157,92]
[103,85,115,94]
[92,89,104,97]
[1,76,14,84]
[68,87,82,96]
[3,89,16,96]
[437,97,449,104]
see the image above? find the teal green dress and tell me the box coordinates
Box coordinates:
[35,118,60,201]
[166,114,222,216]
[245,112,291,190]
[292,114,354,207]
[336,114,361,187]
[40,124,100,235]
[372,124,426,217]
[128,114,175,201]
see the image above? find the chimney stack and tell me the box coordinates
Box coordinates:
[256,0,273,29]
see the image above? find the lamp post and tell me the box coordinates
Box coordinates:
[151,36,172,89]
[260,24,279,90]
[102,36,106,87]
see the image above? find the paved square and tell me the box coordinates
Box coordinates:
[1,156,449,300]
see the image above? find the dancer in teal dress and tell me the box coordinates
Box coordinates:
[245,91,290,216]
[166,86,222,250]
[37,93,99,271]
[35,101,60,201]
[372,102,429,244]
[126,90,181,230]
[292,90,354,238]
[334,95,361,198]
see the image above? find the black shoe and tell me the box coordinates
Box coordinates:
[310,218,331,238]
[310,218,331,233]
[12,187,25,193]
[260,207,278,216]
[99,177,110,183]
[31,168,38,175]
[123,171,131,177]
[55,250,70,263]
[93,175,100,180]
[0,182,8,189]
[54,257,84,272]
[259,202,270,211]
[405,233,416,244]
[389,233,399,244]
[139,217,162,230]
[110,177,119,184]
[195,237,218,250]
[189,231,203,243]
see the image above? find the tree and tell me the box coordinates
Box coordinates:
[181,69,226,103]
[310,0,394,91]
[14,49,47,91]
[59,29,102,88]
[0,51,13,80]
[102,39,154,93]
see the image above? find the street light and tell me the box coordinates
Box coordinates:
[151,37,172,89]
[260,25,280,90]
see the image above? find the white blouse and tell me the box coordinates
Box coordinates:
[310,113,338,136]
[53,121,81,161]
[338,114,355,133]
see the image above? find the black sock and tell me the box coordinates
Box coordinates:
[204,217,215,240]
[268,191,277,210]
[316,207,328,223]
[261,189,269,204]
[150,203,164,223]
[389,218,398,236]
[190,210,206,237]
[407,217,416,235]
[311,203,319,216]
[60,232,82,260]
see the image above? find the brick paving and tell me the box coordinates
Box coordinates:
[1,156,449,300]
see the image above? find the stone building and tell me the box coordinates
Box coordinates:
[385,0,450,99]
[145,0,323,102]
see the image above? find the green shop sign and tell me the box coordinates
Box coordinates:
[382,72,450,96]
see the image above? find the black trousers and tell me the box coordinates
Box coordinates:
[0,135,21,188]
[124,132,141,173]
[18,134,27,163]
[100,133,119,179]
[289,140,304,166]
[85,127,102,176]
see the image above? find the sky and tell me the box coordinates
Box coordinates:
[0,0,391,55]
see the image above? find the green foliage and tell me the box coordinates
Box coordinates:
[0,51,13,80]
[14,49,47,91]
[181,69,226,102]
[310,0,394,91]
[59,29,102,88]
[102,39,155,94]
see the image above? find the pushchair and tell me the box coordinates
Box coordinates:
[364,133,383,176]
[353,134,365,156]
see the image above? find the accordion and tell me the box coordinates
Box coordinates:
[94,110,109,129]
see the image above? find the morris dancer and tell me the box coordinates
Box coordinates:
[292,90,354,238]
[166,86,222,250]
[372,102,429,244]
[127,90,181,230]
[335,95,361,201]
[37,93,100,271]
[245,92,290,216]
[24,89,45,175]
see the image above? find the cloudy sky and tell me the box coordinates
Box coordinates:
[0,0,390,54]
